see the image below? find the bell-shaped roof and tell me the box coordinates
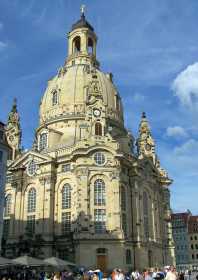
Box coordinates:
[71,14,94,32]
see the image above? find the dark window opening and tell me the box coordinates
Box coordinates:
[95,122,102,136]
[88,37,94,54]
[73,36,81,53]
[126,249,131,265]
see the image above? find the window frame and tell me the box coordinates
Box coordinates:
[27,188,36,213]
[39,132,48,151]
[94,179,106,206]
[62,184,71,209]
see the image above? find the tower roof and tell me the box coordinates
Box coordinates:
[71,13,94,32]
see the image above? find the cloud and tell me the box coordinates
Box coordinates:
[133,92,145,102]
[172,62,198,109]
[166,126,188,138]
[174,139,198,156]
[0,41,7,51]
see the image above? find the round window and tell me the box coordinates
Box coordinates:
[94,152,105,166]
[27,160,37,176]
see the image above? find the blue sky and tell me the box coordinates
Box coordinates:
[0,0,198,213]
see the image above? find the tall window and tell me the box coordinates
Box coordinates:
[52,90,58,106]
[39,133,48,151]
[94,209,106,233]
[120,187,127,235]
[27,215,35,234]
[4,194,11,217]
[62,184,71,209]
[62,212,71,234]
[143,192,149,239]
[88,37,94,54]
[28,188,36,213]
[121,187,126,211]
[95,122,102,136]
[3,219,10,237]
[94,179,106,206]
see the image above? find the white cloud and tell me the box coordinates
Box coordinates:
[172,62,198,109]
[174,139,198,156]
[0,41,7,51]
[133,92,145,102]
[166,126,188,138]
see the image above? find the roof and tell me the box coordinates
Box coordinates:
[71,14,94,32]
[188,216,198,233]
[171,212,191,225]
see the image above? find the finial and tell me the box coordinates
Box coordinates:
[12,98,17,112]
[142,112,146,118]
[80,4,86,17]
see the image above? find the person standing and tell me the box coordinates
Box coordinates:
[165,267,177,280]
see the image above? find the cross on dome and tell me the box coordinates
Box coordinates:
[80,4,86,16]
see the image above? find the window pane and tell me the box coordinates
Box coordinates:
[62,184,71,209]
[94,209,106,233]
[121,187,126,211]
[95,123,102,136]
[27,215,35,234]
[28,188,36,213]
[94,179,105,206]
[62,164,71,172]
[3,219,10,237]
[52,91,58,106]
[4,195,11,217]
[62,212,71,234]
[39,133,47,151]
[94,153,105,165]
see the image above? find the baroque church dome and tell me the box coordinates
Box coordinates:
[39,65,123,125]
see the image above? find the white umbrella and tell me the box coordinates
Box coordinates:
[0,257,13,267]
[44,257,76,268]
[12,255,45,267]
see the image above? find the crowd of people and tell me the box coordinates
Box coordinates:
[0,265,196,280]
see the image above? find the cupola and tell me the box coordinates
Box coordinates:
[66,6,98,67]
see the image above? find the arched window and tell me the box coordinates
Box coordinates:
[95,122,102,136]
[39,133,48,151]
[73,36,81,53]
[52,90,58,106]
[94,179,105,206]
[28,188,36,213]
[4,194,12,217]
[62,184,71,209]
[88,37,93,54]
[121,187,126,211]
[143,192,149,239]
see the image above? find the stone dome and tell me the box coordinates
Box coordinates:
[39,64,124,126]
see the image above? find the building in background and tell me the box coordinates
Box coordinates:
[172,212,198,270]
[188,215,198,269]
[171,211,191,270]
[0,122,10,251]
[2,10,175,270]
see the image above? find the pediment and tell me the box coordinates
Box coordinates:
[8,150,54,170]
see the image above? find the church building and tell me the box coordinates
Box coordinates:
[2,10,175,270]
